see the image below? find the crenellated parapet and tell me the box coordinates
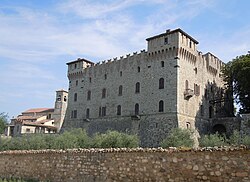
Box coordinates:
[203,52,224,76]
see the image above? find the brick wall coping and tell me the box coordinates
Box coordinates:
[0,146,248,155]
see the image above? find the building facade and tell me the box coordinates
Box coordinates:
[6,90,68,137]
[62,28,234,147]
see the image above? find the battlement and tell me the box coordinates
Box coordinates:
[203,52,224,75]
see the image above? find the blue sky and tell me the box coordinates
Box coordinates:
[0,0,249,119]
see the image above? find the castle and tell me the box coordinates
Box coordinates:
[62,28,236,147]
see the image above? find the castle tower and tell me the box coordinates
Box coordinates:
[53,89,68,132]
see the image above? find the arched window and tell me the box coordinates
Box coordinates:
[102,88,106,98]
[135,103,139,115]
[86,108,90,119]
[161,61,164,67]
[64,96,67,102]
[185,80,189,90]
[87,90,91,100]
[135,82,140,93]
[117,105,121,115]
[57,95,61,101]
[159,100,164,112]
[74,93,77,102]
[118,85,123,96]
[137,66,140,73]
[159,78,164,89]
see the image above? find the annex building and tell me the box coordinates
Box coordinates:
[62,28,235,147]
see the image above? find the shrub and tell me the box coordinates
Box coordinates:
[160,128,194,148]
[242,135,250,147]
[199,132,228,147]
[228,130,241,146]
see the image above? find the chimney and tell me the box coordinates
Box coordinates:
[166,29,171,33]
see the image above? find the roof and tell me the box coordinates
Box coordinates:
[56,89,68,93]
[66,58,95,65]
[146,28,199,44]
[22,108,54,114]
[22,121,57,130]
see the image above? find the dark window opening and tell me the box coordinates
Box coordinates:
[99,107,101,117]
[87,90,91,100]
[74,93,77,102]
[102,88,106,98]
[76,80,78,86]
[135,82,140,93]
[71,110,77,118]
[118,85,123,96]
[159,100,164,112]
[209,106,213,118]
[120,71,122,77]
[164,37,168,45]
[117,105,121,116]
[137,66,140,73]
[104,74,107,80]
[185,80,189,90]
[86,108,90,119]
[74,64,77,69]
[186,122,191,129]
[57,95,61,101]
[135,103,139,115]
[102,107,106,116]
[89,77,92,83]
[161,61,164,67]
[64,96,67,102]
[159,78,164,89]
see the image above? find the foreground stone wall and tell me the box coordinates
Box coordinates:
[0,148,249,182]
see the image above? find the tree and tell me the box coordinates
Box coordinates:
[223,53,250,114]
[0,112,9,134]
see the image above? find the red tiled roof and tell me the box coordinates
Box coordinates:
[22,108,54,113]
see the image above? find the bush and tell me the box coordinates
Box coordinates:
[160,128,194,148]
[228,130,241,146]
[242,135,250,147]
[199,133,228,147]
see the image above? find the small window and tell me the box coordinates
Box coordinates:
[118,85,123,96]
[159,100,164,112]
[164,37,168,45]
[57,95,61,101]
[102,106,106,116]
[74,93,77,102]
[87,90,91,100]
[74,63,77,69]
[135,103,139,115]
[200,105,204,116]
[186,122,191,129]
[102,88,106,98]
[137,66,140,73]
[64,96,67,102]
[117,105,121,116]
[76,80,78,86]
[89,77,92,83]
[161,61,164,67]
[189,41,192,48]
[99,107,101,117]
[86,108,90,119]
[104,74,107,80]
[26,128,31,133]
[74,110,77,118]
[185,80,189,90]
[120,71,122,77]
[159,78,164,89]
[135,82,140,93]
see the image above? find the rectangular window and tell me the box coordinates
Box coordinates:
[86,109,90,119]
[102,107,106,116]
[73,110,77,118]
[164,37,168,45]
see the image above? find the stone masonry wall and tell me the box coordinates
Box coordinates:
[0,148,249,182]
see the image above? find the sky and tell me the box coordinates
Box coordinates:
[0,0,249,119]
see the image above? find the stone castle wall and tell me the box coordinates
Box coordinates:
[62,29,233,146]
[0,148,249,182]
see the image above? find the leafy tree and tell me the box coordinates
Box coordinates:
[223,53,250,113]
[160,128,194,148]
[0,112,9,134]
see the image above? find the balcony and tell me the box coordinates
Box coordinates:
[184,89,194,100]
